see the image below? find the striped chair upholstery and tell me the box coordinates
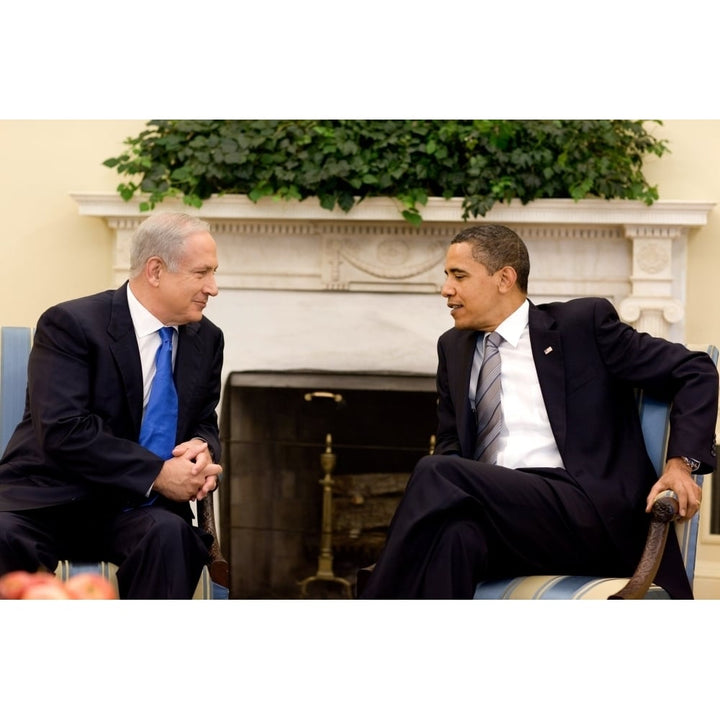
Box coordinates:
[1,326,228,600]
[474,343,719,600]
[54,560,217,600]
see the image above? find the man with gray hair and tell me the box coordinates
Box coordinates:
[0,212,224,598]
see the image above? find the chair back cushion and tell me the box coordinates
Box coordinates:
[0,327,32,454]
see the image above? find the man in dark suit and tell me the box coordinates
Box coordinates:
[360,224,718,599]
[0,212,224,598]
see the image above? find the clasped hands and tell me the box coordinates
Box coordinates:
[646,456,702,522]
[152,438,223,502]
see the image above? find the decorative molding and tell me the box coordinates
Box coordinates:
[71,192,715,226]
[636,241,671,275]
[72,193,715,342]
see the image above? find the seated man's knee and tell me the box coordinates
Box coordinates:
[0,512,53,574]
[0,512,29,549]
[0,516,16,568]
[414,453,455,475]
[409,453,464,489]
[0,512,15,541]
[146,509,194,544]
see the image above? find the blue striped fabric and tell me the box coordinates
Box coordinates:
[55,560,119,585]
[0,327,32,454]
[55,561,216,599]
[473,575,671,599]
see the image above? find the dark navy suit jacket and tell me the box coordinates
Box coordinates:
[434,297,718,597]
[0,283,224,520]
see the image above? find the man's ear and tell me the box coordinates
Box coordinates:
[497,265,517,293]
[145,257,164,287]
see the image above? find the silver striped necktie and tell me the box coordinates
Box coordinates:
[473,331,503,464]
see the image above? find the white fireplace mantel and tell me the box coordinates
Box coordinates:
[72,193,715,376]
[72,192,714,226]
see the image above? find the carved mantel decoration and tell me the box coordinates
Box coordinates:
[72,193,714,377]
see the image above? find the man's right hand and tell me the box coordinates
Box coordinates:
[151,443,223,502]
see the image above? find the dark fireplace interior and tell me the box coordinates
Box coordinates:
[219,370,438,598]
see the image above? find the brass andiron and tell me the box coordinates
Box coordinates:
[298,433,353,598]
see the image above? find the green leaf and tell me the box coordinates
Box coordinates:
[118,183,136,201]
[102,119,669,224]
[402,208,423,226]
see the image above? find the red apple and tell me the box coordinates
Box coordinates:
[64,572,118,599]
[20,575,70,599]
[0,570,56,599]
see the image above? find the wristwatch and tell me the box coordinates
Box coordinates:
[681,456,701,473]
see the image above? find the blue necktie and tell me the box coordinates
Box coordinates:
[139,326,178,460]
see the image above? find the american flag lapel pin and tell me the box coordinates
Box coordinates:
[544,346,553,355]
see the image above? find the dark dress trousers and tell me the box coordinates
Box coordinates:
[0,283,224,597]
[361,298,718,599]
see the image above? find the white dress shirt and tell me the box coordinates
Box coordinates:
[126,285,177,413]
[469,300,564,469]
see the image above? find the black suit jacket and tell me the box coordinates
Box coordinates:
[434,297,718,595]
[0,283,224,518]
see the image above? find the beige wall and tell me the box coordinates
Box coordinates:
[641,120,720,344]
[0,120,146,325]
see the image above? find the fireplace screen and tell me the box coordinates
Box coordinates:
[219,370,437,598]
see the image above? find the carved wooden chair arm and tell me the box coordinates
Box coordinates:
[197,492,229,588]
[607,490,679,599]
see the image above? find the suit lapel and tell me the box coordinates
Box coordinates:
[107,283,144,434]
[175,321,203,436]
[453,330,480,456]
[528,303,567,456]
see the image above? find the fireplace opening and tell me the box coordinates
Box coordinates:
[220,370,438,598]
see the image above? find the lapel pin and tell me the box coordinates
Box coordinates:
[544,346,553,355]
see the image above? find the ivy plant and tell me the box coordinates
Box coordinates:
[103,120,668,225]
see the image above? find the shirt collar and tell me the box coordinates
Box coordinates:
[494,299,529,348]
[126,284,175,339]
